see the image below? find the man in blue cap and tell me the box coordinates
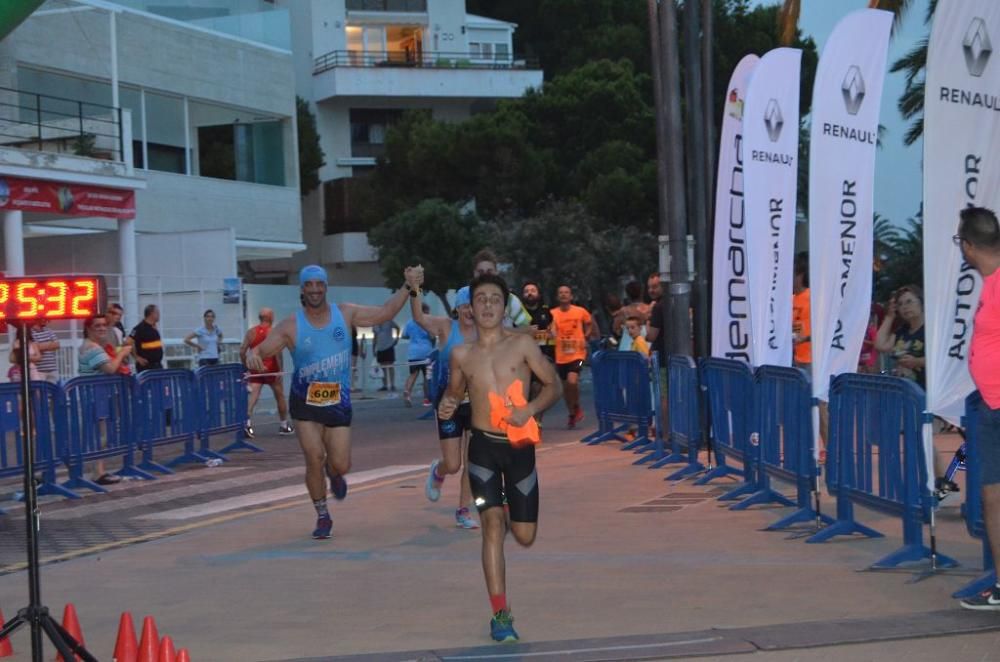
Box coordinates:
[248,263,424,539]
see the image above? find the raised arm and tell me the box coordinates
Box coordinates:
[341,266,424,329]
[874,303,897,353]
[410,289,451,340]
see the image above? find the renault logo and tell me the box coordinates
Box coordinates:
[841,65,865,115]
[764,98,783,142]
[964,17,992,78]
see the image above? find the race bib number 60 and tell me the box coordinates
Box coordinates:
[306,382,341,407]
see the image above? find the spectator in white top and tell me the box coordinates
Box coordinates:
[185,309,224,366]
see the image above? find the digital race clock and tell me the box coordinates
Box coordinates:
[0,276,106,321]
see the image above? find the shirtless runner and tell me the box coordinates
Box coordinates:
[438,273,562,642]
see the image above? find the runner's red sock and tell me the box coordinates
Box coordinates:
[489,594,507,614]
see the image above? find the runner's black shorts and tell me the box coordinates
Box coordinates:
[467,428,538,523]
[435,401,471,440]
[556,359,584,381]
[289,392,352,428]
[409,360,430,376]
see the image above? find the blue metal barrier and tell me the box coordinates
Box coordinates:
[633,351,667,465]
[63,374,152,492]
[755,366,833,529]
[582,351,653,449]
[806,373,957,569]
[0,381,75,504]
[134,369,202,473]
[646,355,705,480]
[953,392,997,598]
[581,351,619,443]
[195,364,260,456]
[694,358,750,495]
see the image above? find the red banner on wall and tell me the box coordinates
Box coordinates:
[0,176,136,219]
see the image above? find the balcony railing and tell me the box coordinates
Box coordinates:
[0,86,124,162]
[314,50,539,75]
[346,0,427,12]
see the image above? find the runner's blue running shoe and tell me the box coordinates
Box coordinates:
[425,460,443,502]
[312,515,332,540]
[455,507,479,529]
[326,466,348,500]
[490,609,519,642]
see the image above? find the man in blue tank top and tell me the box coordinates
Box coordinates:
[247,263,424,540]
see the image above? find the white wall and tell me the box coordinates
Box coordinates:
[136,170,301,242]
[427,0,466,51]
[313,65,542,100]
[12,8,294,118]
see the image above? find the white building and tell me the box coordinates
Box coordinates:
[0,0,302,365]
[270,0,543,286]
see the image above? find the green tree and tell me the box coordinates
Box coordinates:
[874,208,923,304]
[296,96,325,197]
[889,1,938,146]
[466,0,650,79]
[367,199,487,311]
[489,199,657,307]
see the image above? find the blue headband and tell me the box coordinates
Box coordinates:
[456,286,471,307]
[299,264,328,285]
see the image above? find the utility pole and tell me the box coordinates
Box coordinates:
[683,0,709,359]
[656,0,692,356]
[700,0,716,359]
[647,0,670,273]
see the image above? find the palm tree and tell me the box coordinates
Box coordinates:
[889,0,938,146]
[779,0,916,46]
[874,208,924,303]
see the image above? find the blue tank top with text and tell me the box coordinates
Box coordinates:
[291,307,352,412]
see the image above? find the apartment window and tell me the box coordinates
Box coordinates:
[350,109,401,158]
[346,0,427,12]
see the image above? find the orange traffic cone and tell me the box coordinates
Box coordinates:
[56,603,85,661]
[0,608,13,658]
[175,649,190,662]
[135,616,159,662]
[157,635,176,662]
[112,612,138,662]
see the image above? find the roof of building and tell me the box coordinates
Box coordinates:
[465,13,516,30]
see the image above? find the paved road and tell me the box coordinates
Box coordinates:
[0,380,998,661]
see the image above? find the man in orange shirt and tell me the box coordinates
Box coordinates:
[550,285,592,429]
[956,206,1000,611]
[792,252,812,369]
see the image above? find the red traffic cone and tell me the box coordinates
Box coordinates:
[112,612,138,662]
[56,603,85,661]
[0,608,13,658]
[157,635,176,662]
[175,649,190,662]
[135,616,159,662]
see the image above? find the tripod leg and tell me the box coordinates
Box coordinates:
[0,612,26,639]
[45,616,99,662]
